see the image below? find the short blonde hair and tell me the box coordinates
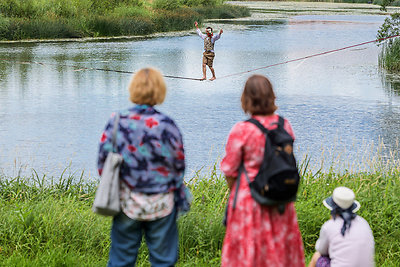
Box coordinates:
[129,68,166,106]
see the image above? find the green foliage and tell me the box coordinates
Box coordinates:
[180,0,224,7]
[377,13,400,42]
[0,0,248,40]
[110,4,152,19]
[379,38,400,72]
[1,158,400,266]
[297,170,400,265]
[152,7,202,32]
[194,4,250,19]
[152,0,181,11]
[89,16,155,36]
[377,13,400,72]
[374,0,400,6]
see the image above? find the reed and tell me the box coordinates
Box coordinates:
[1,144,399,266]
[379,39,400,72]
[0,0,249,40]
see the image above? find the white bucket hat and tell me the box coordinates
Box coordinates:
[323,187,361,213]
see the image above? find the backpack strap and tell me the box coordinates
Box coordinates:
[232,163,244,209]
[246,118,268,134]
[277,116,284,128]
[232,164,286,214]
[247,116,285,133]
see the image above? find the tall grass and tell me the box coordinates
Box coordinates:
[0,0,249,40]
[1,146,399,266]
[379,38,400,72]
[194,4,250,19]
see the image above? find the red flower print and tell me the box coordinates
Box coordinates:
[145,118,159,128]
[130,115,141,120]
[177,151,185,160]
[100,132,107,143]
[154,166,169,176]
[128,145,137,153]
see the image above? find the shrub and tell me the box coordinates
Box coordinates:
[89,16,155,36]
[0,15,10,40]
[152,0,181,11]
[180,0,224,7]
[379,38,400,72]
[152,7,201,32]
[377,12,400,71]
[194,4,250,19]
[110,5,152,19]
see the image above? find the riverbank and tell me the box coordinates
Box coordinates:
[0,0,249,41]
[1,163,399,266]
[226,0,400,20]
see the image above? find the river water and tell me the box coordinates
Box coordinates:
[1,6,400,179]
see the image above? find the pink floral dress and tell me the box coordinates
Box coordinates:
[220,114,305,267]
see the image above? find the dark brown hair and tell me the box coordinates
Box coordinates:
[241,75,277,115]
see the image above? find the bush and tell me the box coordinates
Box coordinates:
[194,4,250,19]
[377,12,400,71]
[0,1,249,40]
[110,5,152,19]
[0,15,10,40]
[180,0,224,7]
[152,8,202,32]
[152,0,181,10]
[379,38,400,72]
[89,16,155,36]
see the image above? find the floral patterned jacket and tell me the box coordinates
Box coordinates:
[97,105,191,213]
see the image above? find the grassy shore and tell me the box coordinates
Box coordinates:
[379,39,400,72]
[0,157,399,266]
[0,0,249,41]
[232,0,400,7]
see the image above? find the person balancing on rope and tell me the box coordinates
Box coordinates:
[195,21,223,81]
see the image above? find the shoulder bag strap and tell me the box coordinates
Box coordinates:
[111,113,120,153]
[232,163,252,209]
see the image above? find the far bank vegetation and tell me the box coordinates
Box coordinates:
[0,0,249,40]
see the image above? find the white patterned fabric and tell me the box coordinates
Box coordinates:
[120,181,174,221]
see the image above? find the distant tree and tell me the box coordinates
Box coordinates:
[380,0,394,11]
[377,13,400,45]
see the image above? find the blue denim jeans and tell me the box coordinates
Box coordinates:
[107,208,178,267]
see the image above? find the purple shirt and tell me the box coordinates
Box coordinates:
[316,216,375,267]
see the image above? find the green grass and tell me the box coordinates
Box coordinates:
[1,153,399,266]
[379,38,400,72]
[0,0,249,40]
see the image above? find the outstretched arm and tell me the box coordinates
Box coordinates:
[212,29,223,42]
[195,21,205,40]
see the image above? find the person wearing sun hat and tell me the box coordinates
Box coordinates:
[308,186,375,267]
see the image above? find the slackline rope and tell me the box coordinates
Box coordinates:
[0,59,204,81]
[0,34,399,81]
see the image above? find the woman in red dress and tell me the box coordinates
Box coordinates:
[220,75,305,267]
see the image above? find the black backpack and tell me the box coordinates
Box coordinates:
[232,116,300,214]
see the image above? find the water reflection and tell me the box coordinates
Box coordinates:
[0,14,399,179]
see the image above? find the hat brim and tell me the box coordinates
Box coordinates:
[323,197,360,213]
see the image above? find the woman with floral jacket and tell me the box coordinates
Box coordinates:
[98,67,191,267]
